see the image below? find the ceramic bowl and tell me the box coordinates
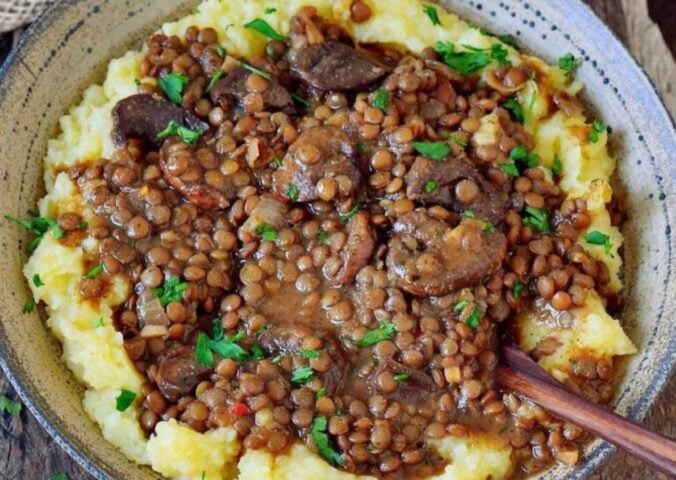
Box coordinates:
[0,0,673,479]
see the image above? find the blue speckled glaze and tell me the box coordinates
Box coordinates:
[0,1,673,479]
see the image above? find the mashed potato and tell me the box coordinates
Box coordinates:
[27,0,635,478]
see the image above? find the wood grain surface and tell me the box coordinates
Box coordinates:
[0,1,674,479]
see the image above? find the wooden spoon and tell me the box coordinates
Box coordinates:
[497,344,676,477]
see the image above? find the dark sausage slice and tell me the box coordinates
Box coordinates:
[333,211,375,287]
[156,346,211,402]
[112,94,208,147]
[209,68,295,114]
[405,156,509,225]
[159,140,234,211]
[272,126,361,202]
[289,41,387,91]
[386,211,507,296]
[370,357,437,403]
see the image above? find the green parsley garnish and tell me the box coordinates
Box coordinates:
[157,120,203,145]
[85,263,104,279]
[92,317,104,328]
[264,7,277,14]
[302,349,321,359]
[371,87,390,112]
[115,389,136,412]
[453,299,469,314]
[462,210,475,219]
[512,282,525,298]
[503,99,524,124]
[244,18,288,41]
[22,299,35,313]
[423,180,438,194]
[311,416,344,466]
[510,145,538,168]
[291,92,314,108]
[271,156,283,168]
[5,214,64,252]
[466,307,482,329]
[255,223,279,242]
[250,343,265,361]
[558,53,579,77]
[584,230,614,256]
[291,365,315,385]
[286,183,299,201]
[498,34,518,48]
[215,45,226,57]
[483,222,496,233]
[499,162,519,177]
[393,373,410,382]
[522,206,551,233]
[422,4,442,26]
[588,120,606,143]
[412,141,450,161]
[357,142,370,154]
[272,355,283,364]
[0,395,22,416]
[240,61,272,80]
[339,203,361,224]
[316,387,326,398]
[206,70,224,93]
[158,72,188,105]
[355,320,396,347]
[434,41,511,74]
[552,155,563,176]
[446,133,468,147]
[195,332,214,367]
[32,274,44,287]
[152,276,188,306]
[316,229,329,245]
[196,327,251,367]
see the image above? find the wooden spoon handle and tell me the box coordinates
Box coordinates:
[497,346,676,477]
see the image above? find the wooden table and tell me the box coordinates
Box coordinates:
[0,1,674,479]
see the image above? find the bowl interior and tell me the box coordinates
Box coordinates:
[0,0,673,479]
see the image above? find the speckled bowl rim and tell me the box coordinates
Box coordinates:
[0,1,673,479]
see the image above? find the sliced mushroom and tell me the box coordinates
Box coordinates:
[209,68,295,114]
[159,140,235,211]
[112,94,208,147]
[155,346,211,402]
[272,126,361,202]
[405,156,509,225]
[333,211,376,287]
[289,41,388,91]
[386,211,507,296]
[369,357,438,403]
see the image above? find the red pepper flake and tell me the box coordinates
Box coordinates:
[229,402,250,416]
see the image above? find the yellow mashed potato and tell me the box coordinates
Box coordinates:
[25,0,636,478]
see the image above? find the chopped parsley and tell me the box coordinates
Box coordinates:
[588,120,606,143]
[510,145,539,168]
[206,70,224,93]
[357,141,370,154]
[462,210,476,219]
[32,274,44,287]
[0,395,22,416]
[152,276,188,306]
[85,263,104,279]
[558,53,579,76]
[272,355,283,364]
[255,223,279,242]
[311,416,344,466]
[250,343,265,361]
[240,61,272,80]
[552,155,563,176]
[316,387,327,398]
[5,214,64,252]
[499,162,519,177]
[503,98,524,124]
[115,389,136,412]
[412,141,450,161]
[244,18,288,41]
[371,87,390,112]
[339,203,361,224]
[157,120,203,145]
[215,45,226,57]
[196,328,251,367]
[522,206,551,233]
[512,282,525,299]
[291,365,315,385]
[446,133,468,147]
[158,72,188,105]
[92,317,104,328]
[264,7,277,14]
[453,299,469,314]
[423,180,438,194]
[195,332,214,367]
[22,299,35,313]
[355,320,396,347]
[483,222,496,234]
[466,307,482,329]
[286,183,299,201]
[271,156,283,168]
[316,229,329,244]
[302,349,321,359]
[422,4,442,26]
[498,34,518,48]
[291,92,314,108]
[434,41,511,75]
[584,230,614,256]
[393,373,410,382]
